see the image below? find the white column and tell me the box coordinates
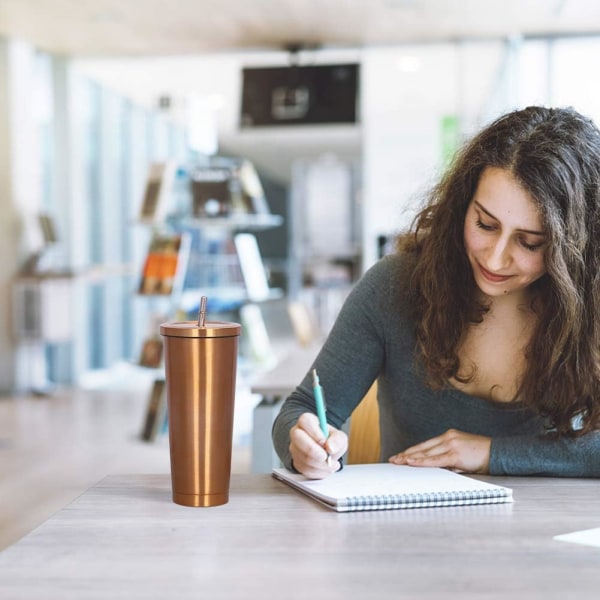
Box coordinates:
[50,56,80,383]
[0,38,44,393]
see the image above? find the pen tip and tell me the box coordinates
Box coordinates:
[312,368,318,384]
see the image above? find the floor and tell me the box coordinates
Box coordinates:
[0,384,251,551]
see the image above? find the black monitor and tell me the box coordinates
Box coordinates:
[240,63,359,127]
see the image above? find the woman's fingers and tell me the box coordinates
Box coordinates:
[289,413,347,479]
[388,429,491,473]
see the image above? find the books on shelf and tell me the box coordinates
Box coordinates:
[190,158,272,218]
[233,233,270,301]
[287,301,320,346]
[138,313,168,368]
[38,213,59,245]
[138,312,168,367]
[237,159,270,215]
[191,165,232,217]
[139,336,163,368]
[272,463,513,513]
[240,303,275,367]
[139,161,176,222]
[141,379,167,442]
[138,231,191,296]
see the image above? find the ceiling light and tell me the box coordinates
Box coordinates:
[396,55,421,72]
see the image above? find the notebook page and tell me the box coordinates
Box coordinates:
[273,463,511,504]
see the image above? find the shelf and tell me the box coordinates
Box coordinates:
[176,213,283,231]
[179,287,283,312]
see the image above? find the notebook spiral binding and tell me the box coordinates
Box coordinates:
[343,488,509,511]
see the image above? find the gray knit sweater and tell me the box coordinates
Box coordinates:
[272,252,600,477]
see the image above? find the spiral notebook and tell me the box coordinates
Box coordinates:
[272,464,513,512]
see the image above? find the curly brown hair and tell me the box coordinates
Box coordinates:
[399,106,600,436]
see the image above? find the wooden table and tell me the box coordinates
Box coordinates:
[0,474,599,599]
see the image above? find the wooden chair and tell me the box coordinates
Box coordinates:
[346,382,380,464]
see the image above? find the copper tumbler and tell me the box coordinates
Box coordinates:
[160,319,241,507]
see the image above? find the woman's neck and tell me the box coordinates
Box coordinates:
[455,288,538,403]
[478,288,535,319]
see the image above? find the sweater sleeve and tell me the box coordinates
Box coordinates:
[271,256,395,470]
[489,429,600,477]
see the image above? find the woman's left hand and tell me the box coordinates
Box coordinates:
[388,429,491,474]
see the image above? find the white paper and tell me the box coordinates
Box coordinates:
[554,527,600,549]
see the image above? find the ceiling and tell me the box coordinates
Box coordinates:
[0,0,600,57]
[3,0,600,186]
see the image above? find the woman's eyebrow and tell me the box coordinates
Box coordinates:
[474,200,545,236]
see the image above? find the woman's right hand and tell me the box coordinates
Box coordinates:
[289,412,348,479]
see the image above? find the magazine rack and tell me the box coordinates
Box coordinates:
[135,159,284,442]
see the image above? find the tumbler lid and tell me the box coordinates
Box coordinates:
[160,320,241,338]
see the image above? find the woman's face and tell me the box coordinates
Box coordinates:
[463,167,547,300]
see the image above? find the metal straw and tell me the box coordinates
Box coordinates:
[197,296,208,327]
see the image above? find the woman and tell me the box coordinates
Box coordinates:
[272,105,600,479]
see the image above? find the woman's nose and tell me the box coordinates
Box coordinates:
[487,238,511,270]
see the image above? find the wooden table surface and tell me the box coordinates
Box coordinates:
[0,473,599,599]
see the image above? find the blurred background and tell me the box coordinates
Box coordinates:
[2,0,600,548]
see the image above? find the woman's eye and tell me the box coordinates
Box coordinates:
[519,239,543,252]
[475,218,495,232]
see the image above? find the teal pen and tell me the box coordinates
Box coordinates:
[312,369,333,467]
[312,368,329,439]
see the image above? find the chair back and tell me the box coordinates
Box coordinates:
[346,382,380,464]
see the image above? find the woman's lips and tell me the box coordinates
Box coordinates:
[478,263,512,283]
